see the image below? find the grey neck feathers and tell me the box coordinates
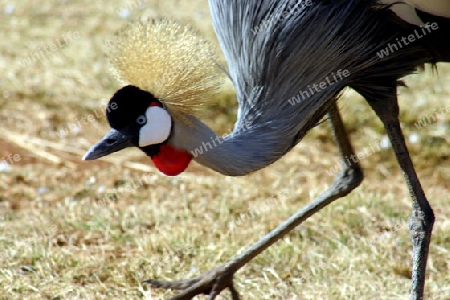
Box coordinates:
[169,115,256,176]
[168,90,337,177]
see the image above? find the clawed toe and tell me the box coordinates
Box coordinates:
[143,265,240,300]
[144,277,202,291]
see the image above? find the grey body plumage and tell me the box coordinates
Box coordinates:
[180,0,447,176]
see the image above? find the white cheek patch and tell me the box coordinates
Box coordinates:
[139,106,172,147]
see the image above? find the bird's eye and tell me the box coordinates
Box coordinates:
[136,115,147,125]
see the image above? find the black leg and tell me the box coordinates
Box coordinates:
[361,85,435,300]
[145,103,363,299]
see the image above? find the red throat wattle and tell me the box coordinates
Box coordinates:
[147,101,192,176]
[150,102,192,176]
[151,144,192,176]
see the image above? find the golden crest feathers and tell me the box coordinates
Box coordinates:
[105,17,223,121]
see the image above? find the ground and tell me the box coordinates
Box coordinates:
[1,0,449,299]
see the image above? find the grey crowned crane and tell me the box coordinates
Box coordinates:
[83,0,450,299]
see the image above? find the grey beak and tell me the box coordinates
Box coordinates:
[83,128,135,160]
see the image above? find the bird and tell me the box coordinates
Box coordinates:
[83,0,450,299]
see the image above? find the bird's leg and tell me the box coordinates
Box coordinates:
[145,103,363,300]
[366,94,434,300]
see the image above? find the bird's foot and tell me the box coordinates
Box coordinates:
[144,264,241,300]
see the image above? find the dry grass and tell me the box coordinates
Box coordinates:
[1,0,449,299]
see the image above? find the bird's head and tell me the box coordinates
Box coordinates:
[83,18,222,176]
[83,85,193,176]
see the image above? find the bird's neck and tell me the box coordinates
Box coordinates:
[168,115,287,176]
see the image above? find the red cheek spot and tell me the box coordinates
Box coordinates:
[149,101,162,107]
[151,144,192,176]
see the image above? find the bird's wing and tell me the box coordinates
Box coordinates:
[208,0,378,135]
[208,0,323,134]
[208,0,270,132]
